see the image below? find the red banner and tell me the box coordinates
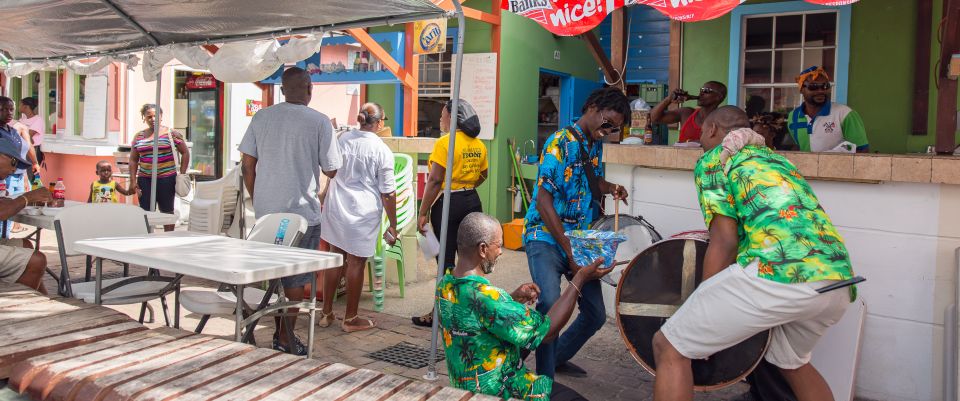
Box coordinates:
[803,0,859,5]
[501,0,855,36]
[634,0,745,22]
[500,0,628,36]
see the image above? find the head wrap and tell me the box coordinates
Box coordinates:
[718,128,768,174]
[796,66,831,89]
[446,99,481,138]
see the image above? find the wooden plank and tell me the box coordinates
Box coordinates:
[382,380,441,401]
[425,387,472,401]
[0,310,132,347]
[209,358,331,401]
[0,306,131,340]
[69,336,238,401]
[0,292,47,308]
[44,335,213,401]
[163,350,294,401]
[298,368,381,401]
[340,374,411,401]
[9,330,165,393]
[20,328,189,401]
[0,322,146,380]
[106,340,256,401]
[617,302,679,318]
[258,363,354,401]
[0,282,31,293]
[0,299,94,323]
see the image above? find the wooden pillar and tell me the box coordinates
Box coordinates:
[610,8,628,90]
[583,32,617,84]
[912,0,933,135]
[935,0,959,153]
[404,23,419,137]
[669,21,682,92]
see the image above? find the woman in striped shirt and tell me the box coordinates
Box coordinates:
[128,104,190,231]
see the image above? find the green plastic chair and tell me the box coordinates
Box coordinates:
[364,154,415,308]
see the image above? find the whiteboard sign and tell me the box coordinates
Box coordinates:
[81,74,108,139]
[453,53,497,140]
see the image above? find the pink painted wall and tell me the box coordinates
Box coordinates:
[306,46,360,128]
[39,154,131,203]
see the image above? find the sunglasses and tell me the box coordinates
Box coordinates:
[700,87,720,95]
[803,82,832,91]
[599,113,622,135]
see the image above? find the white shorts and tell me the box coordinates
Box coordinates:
[660,260,849,369]
[0,238,33,284]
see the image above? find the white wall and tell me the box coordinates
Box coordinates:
[225,82,262,165]
[606,164,960,401]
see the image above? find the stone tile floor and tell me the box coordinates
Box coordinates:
[28,227,757,401]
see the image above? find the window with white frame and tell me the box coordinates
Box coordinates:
[740,11,838,114]
[417,36,453,98]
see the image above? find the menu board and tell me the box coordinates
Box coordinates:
[454,53,497,140]
[81,74,108,139]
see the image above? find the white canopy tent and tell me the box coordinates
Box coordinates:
[0,0,466,380]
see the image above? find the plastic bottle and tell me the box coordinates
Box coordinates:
[53,177,65,207]
[32,173,41,191]
[0,182,8,198]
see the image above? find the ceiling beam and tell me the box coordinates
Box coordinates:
[582,32,618,85]
[345,28,417,89]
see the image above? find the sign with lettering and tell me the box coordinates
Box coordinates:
[413,18,447,54]
[452,53,498,140]
[245,99,262,116]
[804,0,858,5]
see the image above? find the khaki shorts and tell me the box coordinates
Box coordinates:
[0,238,33,284]
[660,260,849,369]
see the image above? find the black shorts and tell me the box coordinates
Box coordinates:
[137,175,176,214]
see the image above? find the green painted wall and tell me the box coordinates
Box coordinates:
[488,11,601,222]
[369,0,601,223]
[680,0,959,154]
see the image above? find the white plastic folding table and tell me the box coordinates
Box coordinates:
[73,231,343,358]
[11,200,179,250]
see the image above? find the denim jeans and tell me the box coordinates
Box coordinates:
[4,173,25,237]
[526,240,606,378]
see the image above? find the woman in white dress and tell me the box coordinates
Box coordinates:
[319,103,398,332]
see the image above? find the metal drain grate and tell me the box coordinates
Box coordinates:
[367,342,444,369]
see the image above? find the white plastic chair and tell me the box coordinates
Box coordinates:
[54,203,181,324]
[180,213,308,334]
[188,167,240,235]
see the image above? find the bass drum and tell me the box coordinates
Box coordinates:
[590,214,662,318]
[615,236,770,390]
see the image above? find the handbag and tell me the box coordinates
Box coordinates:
[170,129,191,197]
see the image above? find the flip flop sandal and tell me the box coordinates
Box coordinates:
[317,311,336,328]
[341,315,376,333]
[411,311,433,327]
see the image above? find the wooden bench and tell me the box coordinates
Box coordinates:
[0,283,509,401]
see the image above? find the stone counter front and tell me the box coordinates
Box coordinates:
[603,144,960,185]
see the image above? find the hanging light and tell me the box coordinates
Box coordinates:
[803,0,859,5]
[632,0,745,22]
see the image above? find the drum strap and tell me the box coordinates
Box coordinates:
[567,125,604,213]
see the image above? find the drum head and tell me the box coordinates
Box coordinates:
[615,238,770,390]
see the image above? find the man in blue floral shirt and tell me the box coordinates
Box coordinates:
[522,87,630,378]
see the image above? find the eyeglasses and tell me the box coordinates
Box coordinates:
[599,112,622,135]
[803,82,832,91]
[700,87,720,95]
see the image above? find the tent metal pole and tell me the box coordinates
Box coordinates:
[97,0,160,46]
[425,1,465,382]
[150,72,161,212]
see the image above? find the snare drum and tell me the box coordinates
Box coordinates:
[615,236,770,390]
[590,214,662,318]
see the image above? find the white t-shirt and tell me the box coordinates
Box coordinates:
[320,129,395,257]
[238,102,342,226]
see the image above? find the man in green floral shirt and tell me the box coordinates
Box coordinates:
[437,213,608,400]
[652,107,854,401]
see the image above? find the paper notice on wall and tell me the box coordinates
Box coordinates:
[82,74,108,139]
[452,53,497,140]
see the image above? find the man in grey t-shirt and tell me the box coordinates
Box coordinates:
[239,67,341,355]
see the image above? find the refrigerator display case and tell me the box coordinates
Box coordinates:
[185,74,222,180]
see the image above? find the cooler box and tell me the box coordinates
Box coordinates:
[503,218,525,250]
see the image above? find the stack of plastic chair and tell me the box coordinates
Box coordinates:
[368,153,415,310]
[188,167,240,235]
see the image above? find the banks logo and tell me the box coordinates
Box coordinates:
[506,0,551,13]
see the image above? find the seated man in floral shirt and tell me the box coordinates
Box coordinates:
[436,212,609,400]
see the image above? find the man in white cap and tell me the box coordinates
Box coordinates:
[0,133,51,293]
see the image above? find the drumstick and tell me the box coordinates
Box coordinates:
[614,198,620,231]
